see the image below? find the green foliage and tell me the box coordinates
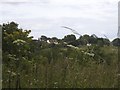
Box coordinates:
[2,22,118,88]
[63,34,77,46]
[112,38,120,46]
[2,22,33,56]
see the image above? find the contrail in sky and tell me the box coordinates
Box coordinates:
[61,26,81,36]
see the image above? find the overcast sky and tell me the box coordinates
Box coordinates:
[0,0,119,40]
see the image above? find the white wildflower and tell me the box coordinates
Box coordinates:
[11,72,16,76]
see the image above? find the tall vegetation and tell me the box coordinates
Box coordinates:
[2,22,119,88]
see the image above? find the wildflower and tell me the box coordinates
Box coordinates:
[13,39,26,46]
[54,82,58,85]
[30,82,33,85]
[11,72,16,76]
[7,70,11,73]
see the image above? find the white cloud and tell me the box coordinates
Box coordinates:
[0,0,119,40]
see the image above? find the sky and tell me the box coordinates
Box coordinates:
[0,0,119,40]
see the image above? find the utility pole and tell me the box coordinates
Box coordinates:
[118,29,120,88]
[118,2,120,88]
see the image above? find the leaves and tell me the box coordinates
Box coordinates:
[2,22,118,88]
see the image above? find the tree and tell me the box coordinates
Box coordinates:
[89,35,97,44]
[112,38,120,46]
[63,34,77,46]
[52,37,58,41]
[2,22,33,55]
[97,38,104,46]
[40,35,48,42]
[103,38,110,46]
[2,22,33,88]
[63,34,76,42]
[77,35,90,45]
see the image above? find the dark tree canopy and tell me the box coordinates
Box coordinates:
[63,34,76,45]
[2,22,33,56]
[112,38,120,46]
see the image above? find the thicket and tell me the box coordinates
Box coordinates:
[1,22,119,88]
